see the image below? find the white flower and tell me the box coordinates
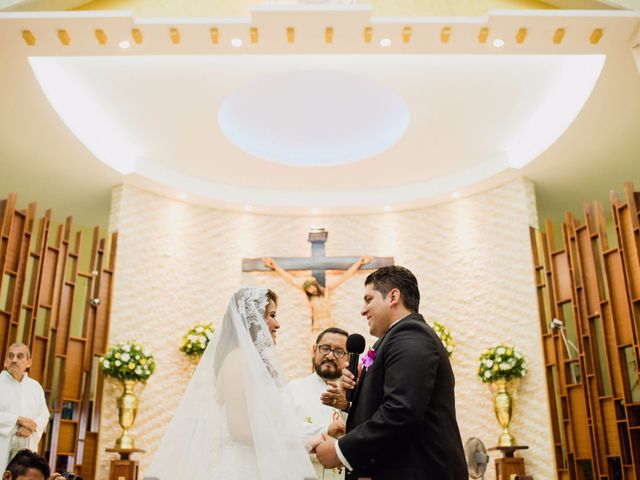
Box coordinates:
[499,362,510,371]
[103,361,110,369]
[484,370,492,379]
[115,360,121,367]
[143,350,150,356]
[135,355,140,360]
[121,353,130,362]
[188,335,196,342]
[196,327,204,333]
[484,359,494,367]
[496,347,506,355]
[145,369,150,374]
[122,344,131,352]
[199,336,207,344]
[135,367,142,375]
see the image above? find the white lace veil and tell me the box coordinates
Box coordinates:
[144,287,316,480]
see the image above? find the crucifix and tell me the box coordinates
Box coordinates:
[242,228,394,333]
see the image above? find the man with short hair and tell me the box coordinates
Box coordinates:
[315,266,467,479]
[286,327,350,479]
[2,448,49,480]
[0,344,50,473]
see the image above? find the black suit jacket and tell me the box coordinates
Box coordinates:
[338,313,467,480]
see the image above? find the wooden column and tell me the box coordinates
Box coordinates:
[531,181,640,480]
[0,193,118,480]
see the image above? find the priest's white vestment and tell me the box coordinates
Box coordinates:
[286,373,346,480]
[0,370,50,472]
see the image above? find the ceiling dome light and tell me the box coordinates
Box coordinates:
[118,40,130,49]
[380,38,392,47]
[231,38,243,47]
[218,70,409,167]
[492,38,505,48]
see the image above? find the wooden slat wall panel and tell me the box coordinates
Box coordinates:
[531,181,640,480]
[0,194,117,480]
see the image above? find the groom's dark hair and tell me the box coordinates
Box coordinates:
[365,266,420,313]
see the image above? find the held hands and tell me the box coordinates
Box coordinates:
[305,434,324,454]
[315,433,342,469]
[327,421,346,439]
[17,416,37,434]
[320,381,349,411]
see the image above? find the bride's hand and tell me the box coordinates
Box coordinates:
[305,434,324,453]
[327,421,346,439]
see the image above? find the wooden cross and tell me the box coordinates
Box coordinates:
[242,228,394,287]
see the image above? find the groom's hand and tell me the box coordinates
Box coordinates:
[340,368,357,392]
[315,433,342,469]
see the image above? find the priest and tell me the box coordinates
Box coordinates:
[287,327,350,480]
[0,343,50,473]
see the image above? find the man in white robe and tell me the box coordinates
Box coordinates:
[0,343,50,473]
[287,327,350,480]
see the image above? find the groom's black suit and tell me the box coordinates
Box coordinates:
[338,313,467,480]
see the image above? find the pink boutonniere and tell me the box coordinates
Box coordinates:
[361,348,376,371]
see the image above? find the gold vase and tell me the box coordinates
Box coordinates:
[489,378,519,447]
[115,379,139,449]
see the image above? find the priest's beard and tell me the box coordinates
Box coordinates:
[314,359,341,380]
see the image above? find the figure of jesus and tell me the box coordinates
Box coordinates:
[262,256,371,333]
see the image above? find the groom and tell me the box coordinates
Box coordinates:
[315,266,467,479]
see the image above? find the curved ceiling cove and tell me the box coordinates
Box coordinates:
[217,70,410,167]
[28,54,605,211]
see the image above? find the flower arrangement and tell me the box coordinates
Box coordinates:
[179,323,215,358]
[430,321,455,357]
[99,341,155,382]
[478,344,527,383]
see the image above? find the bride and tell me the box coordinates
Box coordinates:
[144,287,317,480]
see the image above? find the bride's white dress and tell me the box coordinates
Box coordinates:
[144,288,316,480]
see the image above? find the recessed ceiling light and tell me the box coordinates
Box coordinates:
[380,38,392,47]
[178,193,188,200]
[231,38,243,47]
[118,40,130,49]
[383,205,392,212]
[492,38,505,48]
[244,205,253,212]
[452,191,461,198]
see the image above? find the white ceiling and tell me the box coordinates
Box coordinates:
[0,6,639,223]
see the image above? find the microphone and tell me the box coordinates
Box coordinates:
[345,333,366,402]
